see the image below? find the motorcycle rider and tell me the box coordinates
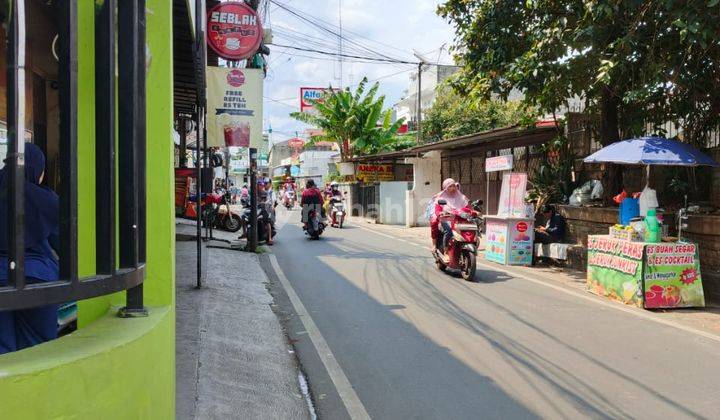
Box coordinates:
[301,179,324,228]
[431,178,469,262]
[283,176,296,207]
[328,181,344,225]
[258,180,276,245]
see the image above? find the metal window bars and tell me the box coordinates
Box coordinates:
[0,0,147,314]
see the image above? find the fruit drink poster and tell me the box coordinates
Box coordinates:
[587,236,644,307]
[643,243,704,308]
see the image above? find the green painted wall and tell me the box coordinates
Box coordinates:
[0,0,177,417]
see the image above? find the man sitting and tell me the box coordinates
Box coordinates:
[535,205,566,244]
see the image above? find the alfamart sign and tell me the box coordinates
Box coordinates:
[300,87,339,114]
[207,2,263,61]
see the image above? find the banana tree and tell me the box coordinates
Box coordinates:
[291,78,405,161]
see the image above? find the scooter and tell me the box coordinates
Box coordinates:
[241,198,276,243]
[186,193,243,232]
[284,190,296,209]
[304,209,325,239]
[329,195,346,228]
[432,199,483,281]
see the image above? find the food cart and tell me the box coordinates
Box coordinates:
[483,156,535,266]
[583,136,718,309]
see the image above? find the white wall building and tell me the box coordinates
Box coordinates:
[298,150,339,180]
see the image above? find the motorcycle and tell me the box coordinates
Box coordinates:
[241,198,276,243]
[329,195,346,228]
[284,190,296,209]
[432,199,483,281]
[304,208,325,239]
[186,192,243,232]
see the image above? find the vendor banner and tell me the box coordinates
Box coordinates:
[587,236,644,306]
[207,67,263,148]
[644,243,704,308]
[356,163,394,182]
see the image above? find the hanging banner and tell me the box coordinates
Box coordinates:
[206,67,263,148]
[485,155,513,172]
[206,1,263,61]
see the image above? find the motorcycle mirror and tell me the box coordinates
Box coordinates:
[437,199,447,205]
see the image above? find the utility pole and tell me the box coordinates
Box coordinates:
[339,0,343,88]
[416,61,422,144]
[246,148,259,252]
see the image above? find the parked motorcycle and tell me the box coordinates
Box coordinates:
[432,199,483,281]
[187,192,243,232]
[329,195,346,228]
[304,209,325,239]
[241,198,276,243]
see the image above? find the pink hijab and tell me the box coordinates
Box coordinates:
[435,178,468,211]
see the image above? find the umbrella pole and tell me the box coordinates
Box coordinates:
[645,165,650,188]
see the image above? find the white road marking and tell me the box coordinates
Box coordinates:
[268,254,371,420]
[353,223,720,345]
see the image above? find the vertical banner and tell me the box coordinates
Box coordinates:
[497,172,527,217]
[206,67,263,148]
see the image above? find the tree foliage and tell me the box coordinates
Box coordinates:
[438,0,720,147]
[290,78,405,160]
[422,84,537,143]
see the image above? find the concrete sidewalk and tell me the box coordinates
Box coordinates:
[350,217,720,337]
[175,221,310,420]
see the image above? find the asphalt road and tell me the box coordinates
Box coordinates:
[265,210,720,420]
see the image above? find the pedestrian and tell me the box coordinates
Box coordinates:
[0,143,60,354]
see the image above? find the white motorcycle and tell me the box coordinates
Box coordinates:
[284,190,296,209]
[329,195,346,228]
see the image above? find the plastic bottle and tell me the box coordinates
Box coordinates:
[644,209,661,243]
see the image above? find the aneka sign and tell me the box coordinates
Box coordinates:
[300,87,339,114]
[206,67,263,148]
[207,2,262,60]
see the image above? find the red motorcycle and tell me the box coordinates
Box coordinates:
[432,199,483,281]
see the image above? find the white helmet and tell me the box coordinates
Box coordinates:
[330,181,339,187]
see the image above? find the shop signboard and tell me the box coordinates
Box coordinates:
[485,155,513,172]
[300,87,340,114]
[644,243,704,308]
[497,172,527,217]
[587,236,644,306]
[206,2,263,61]
[485,219,507,264]
[509,220,533,265]
[356,163,394,182]
[206,67,263,149]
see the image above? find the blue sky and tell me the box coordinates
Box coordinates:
[262,0,455,145]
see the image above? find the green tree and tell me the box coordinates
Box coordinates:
[291,78,405,161]
[422,84,536,143]
[438,0,720,200]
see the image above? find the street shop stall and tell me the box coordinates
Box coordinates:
[483,155,535,266]
[587,235,704,308]
[583,136,719,308]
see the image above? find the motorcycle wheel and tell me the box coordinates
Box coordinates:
[460,250,477,281]
[435,259,447,272]
[338,217,344,229]
[224,215,241,232]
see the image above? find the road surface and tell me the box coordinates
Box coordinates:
[263,210,720,420]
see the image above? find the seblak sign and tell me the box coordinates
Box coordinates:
[207,1,263,61]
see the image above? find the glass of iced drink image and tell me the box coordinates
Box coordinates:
[223,121,250,147]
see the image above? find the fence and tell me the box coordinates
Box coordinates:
[0,0,146,313]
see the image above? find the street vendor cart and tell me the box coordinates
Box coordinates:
[583,136,719,309]
[483,155,535,266]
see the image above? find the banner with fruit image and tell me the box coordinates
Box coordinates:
[207,67,263,149]
[643,243,704,308]
[587,236,644,307]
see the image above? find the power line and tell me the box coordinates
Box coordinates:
[270,43,420,64]
[269,0,407,63]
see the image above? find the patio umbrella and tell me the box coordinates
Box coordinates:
[583,136,719,167]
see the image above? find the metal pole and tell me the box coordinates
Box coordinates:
[195,113,203,288]
[247,148,259,252]
[416,62,422,144]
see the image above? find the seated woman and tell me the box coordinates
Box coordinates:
[0,143,60,354]
[534,204,566,244]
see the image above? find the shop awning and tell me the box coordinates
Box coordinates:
[353,123,559,163]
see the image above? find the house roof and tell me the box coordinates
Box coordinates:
[353,123,558,162]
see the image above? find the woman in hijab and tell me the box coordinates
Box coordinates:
[430,178,469,256]
[0,143,60,354]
